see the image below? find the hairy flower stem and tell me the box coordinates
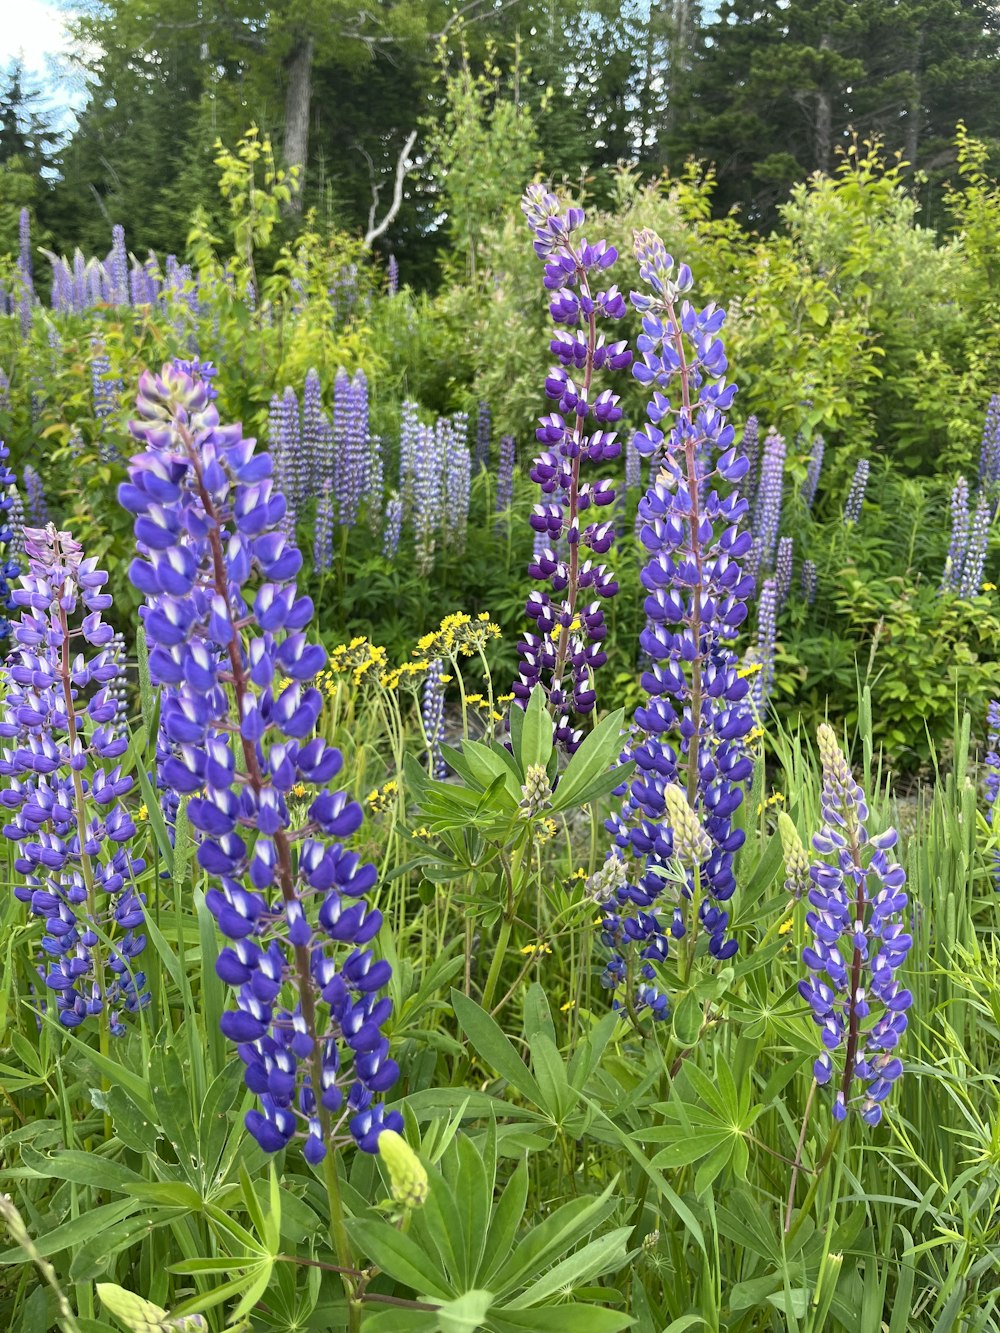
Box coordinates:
[551,290,597,696]
[480,839,528,1014]
[839,825,867,1109]
[181,423,356,1312]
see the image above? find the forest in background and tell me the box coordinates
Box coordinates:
[2,0,1000,284]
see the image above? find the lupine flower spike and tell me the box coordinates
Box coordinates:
[0,524,147,1033]
[844,459,869,525]
[514,184,631,752]
[119,361,401,1160]
[603,235,756,1019]
[984,701,1000,889]
[800,725,912,1125]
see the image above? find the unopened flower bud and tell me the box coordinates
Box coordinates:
[379,1130,428,1209]
[520,763,553,816]
[663,784,712,868]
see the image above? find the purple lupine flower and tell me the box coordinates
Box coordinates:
[958,493,991,598]
[313,483,335,571]
[108,225,129,306]
[382,494,403,558]
[496,435,516,524]
[0,441,20,636]
[91,342,124,461]
[602,236,755,1018]
[978,395,1000,493]
[750,578,778,715]
[0,524,147,1034]
[625,436,642,496]
[741,416,760,508]
[801,435,825,510]
[775,536,794,608]
[365,434,384,531]
[398,400,420,503]
[412,420,445,575]
[332,369,361,528]
[421,660,447,780]
[8,488,26,559]
[22,466,49,529]
[748,429,785,580]
[801,558,817,605]
[985,701,1000,888]
[445,417,472,551]
[844,459,869,525]
[941,475,971,593]
[302,369,326,498]
[475,402,491,472]
[513,184,631,753]
[0,368,10,414]
[800,724,912,1125]
[268,392,296,539]
[387,255,399,298]
[18,209,32,288]
[347,370,370,525]
[119,361,402,1160]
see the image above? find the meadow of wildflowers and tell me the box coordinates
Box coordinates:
[1,152,1000,1333]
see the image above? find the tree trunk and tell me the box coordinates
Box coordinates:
[283,34,314,211]
[815,34,832,173]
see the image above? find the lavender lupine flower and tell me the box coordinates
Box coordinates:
[0,368,10,414]
[603,236,755,1017]
[347,370,370,524]
[978,395,1000,494]
[750,578,778,715]
[18,208,32,289]
[91,342,124,461]
[412,420,445,575]
[445,420,472,552]
[748,429,785,580]
[775,537,793,608]
[8,488,26,559]
[941,475,971,593]
[387,255,399,298]
[801,435,825,510]
[0,442,20,636]
[741,416,760,508]
[958,493,991,599]
[120,361,402,1159]
[302,369,325,498]
[333,369,367,528]
[0,525,147,1033]
[496,435,516,524]
[801,558,817,605]
[108,225,129,306]
[313,484,335,571]
[382,494,403,558]
[513,184,630,752]
[844,459,869,525]
[475,402,491,472]
[421,660,447,780]
[625,436,642,496]
[366,434,384,531]
[800,724,912,1125]
[22,466,49,528]
[398,400,421,505]
[985,701,1000,888]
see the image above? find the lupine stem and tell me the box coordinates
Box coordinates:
[181,422,357,1305]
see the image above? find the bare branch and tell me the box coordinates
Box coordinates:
[363,129,418,247]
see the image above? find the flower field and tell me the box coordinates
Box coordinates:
[2,124,1000,1333]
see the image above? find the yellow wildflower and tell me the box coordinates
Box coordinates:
[366,780,398,815]
[519,941,552,958]
[136,803,148,822]
[778,917,795,937]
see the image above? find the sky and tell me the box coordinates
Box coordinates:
[1,0,85,127]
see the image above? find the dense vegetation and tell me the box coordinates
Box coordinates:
[1,6,1000,1332]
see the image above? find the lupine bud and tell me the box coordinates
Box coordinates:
[844,459,869,525]
[778,812,809,898]
[801,435,825,510]
[378,1130,428,1208]
[520,763,553,816]
[663,785,713,868]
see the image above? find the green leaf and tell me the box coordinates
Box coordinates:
[519,685,553,773]
[506,1228,632,1308]
[550,708,625,812]
[649,1130,731,1170]
[346,1220,452,1300]
[451,992,544,1107]
[491,1305,633,1332]
[671,991,703,1047]
[495,1185,618,1297]
[435,1290,494,1333]
[0,1199,139,1264]
[807,302,828,326]
[481,1158,530,1284]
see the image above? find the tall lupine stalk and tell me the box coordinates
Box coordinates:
[17,208,33,339]
[748,428,785,581]
[513,185,630,752]
[941,475,971,593]
[496,435,516,522]
[749,578,778,715]
[445,419,472,552]
[801,434,825,510]
[958,492,992,598]
[978,394,1000,495]
[119,364,401,1307]
[475,401,492,471]
[382,494,403,558]
[23,465,49,528]
[386,255,399,297]
[0,442,20,638]
[603,236,755,1018]
[844,458,870,525]
[421,660,447,780]
[0,525,147,1036]
[801,558,817,605]
[800,725,912,1125]
[775,536,794,608]
[741,415,760,508]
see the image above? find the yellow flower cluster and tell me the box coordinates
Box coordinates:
[756,791,785,815]
[323,637,388,690]
[415,611,501,660]
[746,724,765,745]
[366,780,398,815]
[519,941,553,959]
[379,660,431,690]
[737,661,763,680]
